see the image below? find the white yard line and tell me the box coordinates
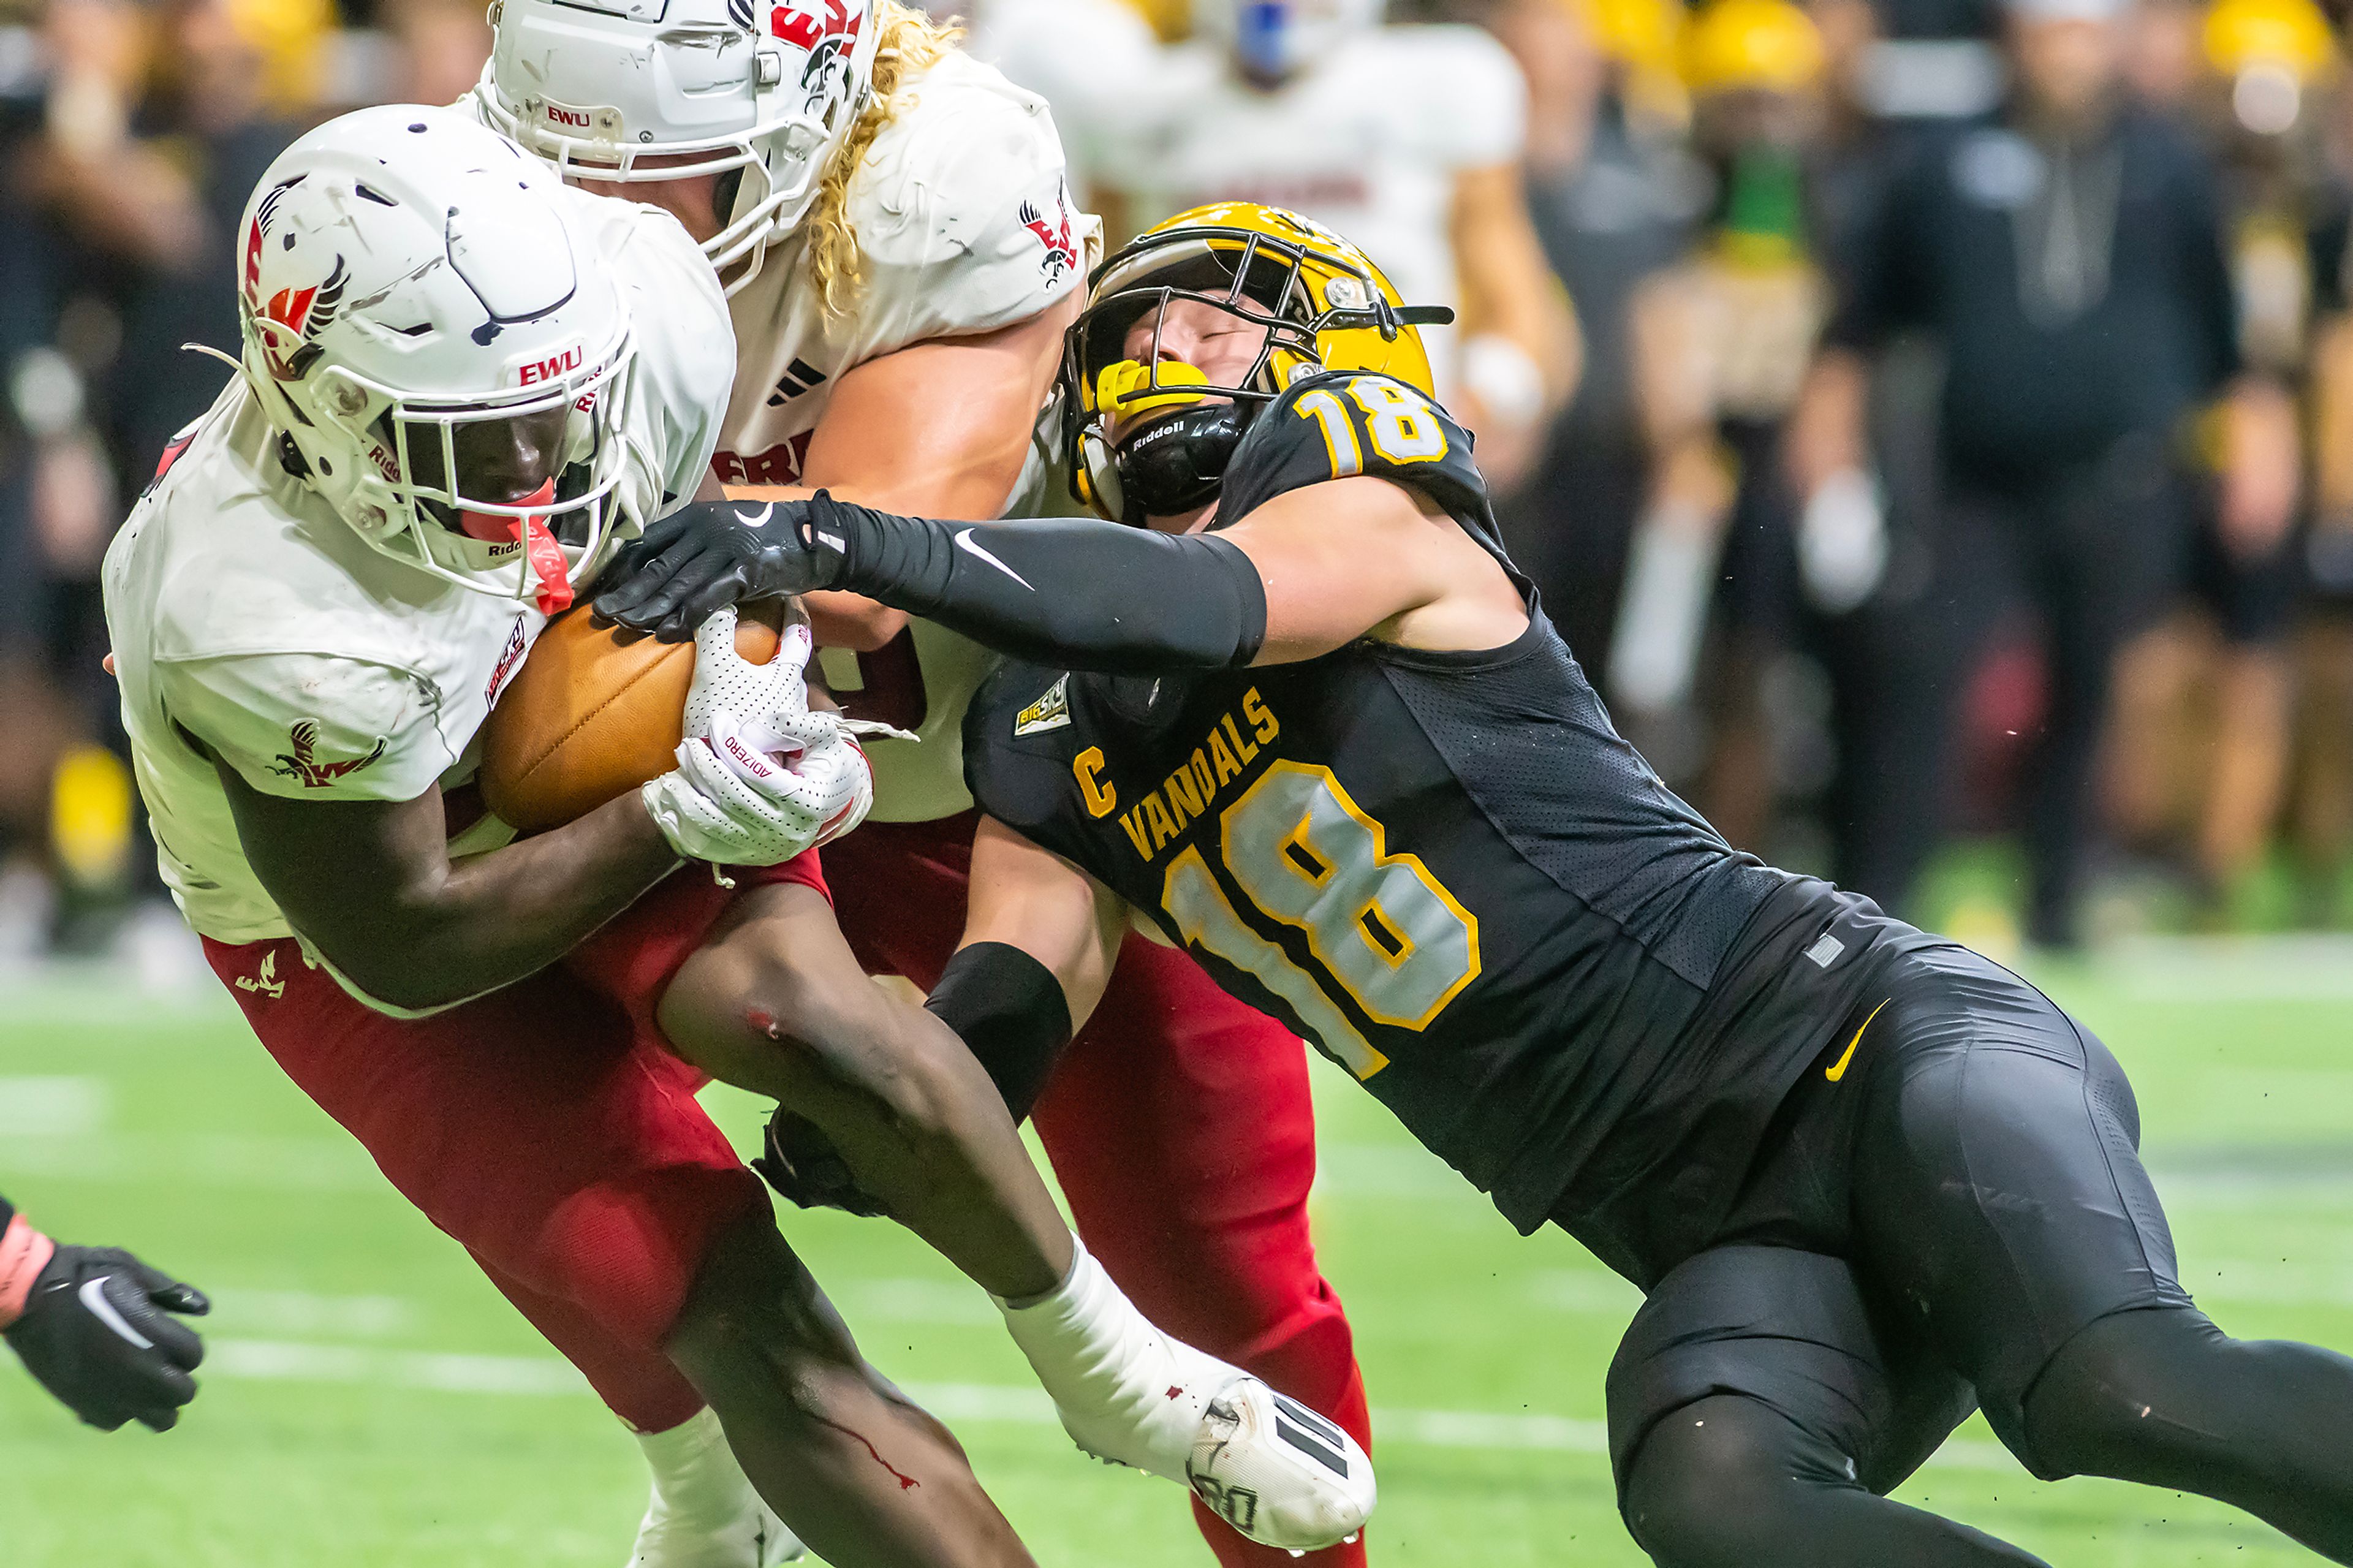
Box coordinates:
[2092,933,2353,999]
[3,1131,385,1191]
[208,1290,415,1338]
[0,1075,110,1135]
[200,1338,2021,1472]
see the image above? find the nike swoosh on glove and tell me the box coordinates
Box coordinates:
[6,1244,209,1431]
[592,498,838,642]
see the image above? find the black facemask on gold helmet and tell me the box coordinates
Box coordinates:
[1059,203,1450,527]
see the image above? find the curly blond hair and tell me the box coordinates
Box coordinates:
[803,0,963,318]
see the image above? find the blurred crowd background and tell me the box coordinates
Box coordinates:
[8,0,2353,969]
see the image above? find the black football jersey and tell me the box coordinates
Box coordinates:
[966,371,1906,1285]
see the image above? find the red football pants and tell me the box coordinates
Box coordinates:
[203,855,830,1434]
[827,811,1371,1568]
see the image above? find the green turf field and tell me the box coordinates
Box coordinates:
[4,937,2351,1566]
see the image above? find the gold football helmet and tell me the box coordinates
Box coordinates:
[1682,0,1825,97]
[1061,202,1450,523]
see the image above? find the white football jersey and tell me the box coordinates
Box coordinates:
[957,0,1163,199]
[1085,25,1526,400]
[104,192,732,948]
[718,49,1098,824]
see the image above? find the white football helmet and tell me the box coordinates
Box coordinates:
[476,0,881,294]
[233,104,637,612]
[1191,0,1383,85]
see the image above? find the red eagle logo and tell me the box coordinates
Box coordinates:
[770,0,859,49]
[270,721,388,789]
[243,178,348,382]
[1019,193,1079,284]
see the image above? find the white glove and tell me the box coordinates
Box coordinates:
[1799,468,1889,615]
[642,607,876,866]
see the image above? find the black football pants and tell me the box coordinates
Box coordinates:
[1609,943,2353,1566]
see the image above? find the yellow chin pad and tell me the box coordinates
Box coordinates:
[1095,359,1213,419]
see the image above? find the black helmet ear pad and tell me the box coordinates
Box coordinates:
[1110,403,1248,523]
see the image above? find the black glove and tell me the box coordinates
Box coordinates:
[593,496,840,641]
[599,491,1269,671]
[6,1244,209,1431]
[751,1107,890,1219]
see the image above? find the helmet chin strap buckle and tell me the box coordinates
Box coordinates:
[460,478,573,614]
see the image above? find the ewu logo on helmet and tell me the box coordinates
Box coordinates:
[517,345,584,387]
[242,176,350,382]
[769,0,859,50]
[772,0,862,111]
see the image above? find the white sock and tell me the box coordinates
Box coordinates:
[994,1234,1232,1482]
[632,1408,800,1567]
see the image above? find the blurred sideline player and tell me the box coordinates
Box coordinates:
[1051,0,1578,488]
[1604,0,1847,850]
[104,109,1365,1568]
[601,202,2353,1566]
[1,1187,208,1431]
[476,4,1382,1564]
[2107,0,2323,913]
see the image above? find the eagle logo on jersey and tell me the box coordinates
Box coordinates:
[234,950,286,1001]
[1019,191,1080,286]
[270,721,388,789]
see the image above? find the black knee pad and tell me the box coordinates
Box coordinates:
[1607,1245,1975,1512]
[1622,1395,1861,1568]
[2022,1305,2235,1475]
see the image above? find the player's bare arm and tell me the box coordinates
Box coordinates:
[1447,159,1578,487]
[751,297,1080,652]
[1218,475,1530,661]
[561,140,1081,653]
[599,262,1526,664]
[755,816,1123,1202]
[958,813,1126,1036]
[213,764,676,1013]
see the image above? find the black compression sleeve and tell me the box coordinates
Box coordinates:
[0,1192,14,1234]
[924,941,1074,1123]
[809,491,1268,672]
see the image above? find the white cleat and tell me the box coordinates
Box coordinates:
[630,1407,806,1567]
[1186,1377,1377,1552]
[996,1240,1376,1552]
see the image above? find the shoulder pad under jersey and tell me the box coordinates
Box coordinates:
[1216,371,1490,529]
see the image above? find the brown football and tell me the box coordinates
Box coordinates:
[479,599,797,832]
